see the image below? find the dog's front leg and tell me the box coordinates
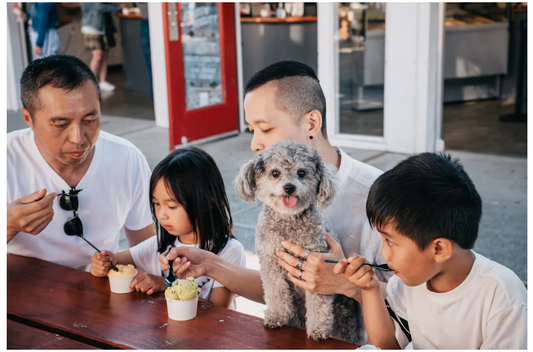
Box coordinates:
[260,256,296,329]
[304,291,335,342]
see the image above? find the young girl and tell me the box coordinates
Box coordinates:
[90,147,246,309]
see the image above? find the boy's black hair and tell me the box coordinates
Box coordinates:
[366,153,482,250]
[244,60,328,138]
[20,55,100,116]
[150,147,234,255]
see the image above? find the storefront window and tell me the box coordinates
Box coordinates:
[338,3,385,136]
[180,3,223,110]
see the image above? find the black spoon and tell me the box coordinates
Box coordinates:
[324,259,393,272]
[65,231,119,272]
[165,260,179,287]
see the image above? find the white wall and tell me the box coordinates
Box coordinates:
[148,2,170,128]
[383,3,445,153]
[7,3,26,111]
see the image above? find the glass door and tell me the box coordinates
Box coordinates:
[163,3,239,148]
[337,3,386,136]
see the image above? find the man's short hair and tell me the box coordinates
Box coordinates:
[244,61,328,139]
[366,153,482,250]
[20,55,100,116]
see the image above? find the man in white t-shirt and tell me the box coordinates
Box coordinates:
[160,61,390,345]
[7,55,155,271]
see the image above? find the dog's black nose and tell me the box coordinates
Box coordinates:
[284,183,296,195]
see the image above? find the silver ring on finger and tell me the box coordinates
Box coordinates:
[298,269,303,279]
[303,249,310,261]
[296,259,304,270]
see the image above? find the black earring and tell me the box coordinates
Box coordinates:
[309,135,313,140]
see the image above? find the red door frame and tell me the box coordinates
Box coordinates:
[162,3,239,150]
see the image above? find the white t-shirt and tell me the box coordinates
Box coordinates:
[7,129,153,271]
[326,147,391,344]
[386,251,527,349]
[130,236,246,310]
[326,148,389,280]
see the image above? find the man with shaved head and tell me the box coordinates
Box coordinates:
[7,55,155,271]
[161,61,389,345]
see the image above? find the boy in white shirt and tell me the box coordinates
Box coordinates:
[335,152,527,349]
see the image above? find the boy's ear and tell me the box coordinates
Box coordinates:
[432,238,454,263]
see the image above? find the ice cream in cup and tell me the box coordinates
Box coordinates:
[108,264,137,294]
[165,277,202,321]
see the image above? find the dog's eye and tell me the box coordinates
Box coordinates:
[297,170,306,178]
[271,170,280,178]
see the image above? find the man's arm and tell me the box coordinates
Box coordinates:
[124,224,155,247]
[160,247,265,304]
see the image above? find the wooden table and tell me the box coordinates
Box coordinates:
[7,254,357,349]
[8,320,98,349]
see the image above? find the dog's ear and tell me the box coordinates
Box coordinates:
[234,159,258,203]
[317,163,339,209]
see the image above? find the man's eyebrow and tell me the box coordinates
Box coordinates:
[246,119,271,125]
[51,117,70,122]
[83,109,98,117]
[50,110,98,122]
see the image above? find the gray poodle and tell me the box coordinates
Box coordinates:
[235,141,359,344]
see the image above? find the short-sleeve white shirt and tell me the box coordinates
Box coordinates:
[327,148,390,281]
[386,251,527,349]
[7,129,153,271]
[130,236,246,310]
[325,147,392,344]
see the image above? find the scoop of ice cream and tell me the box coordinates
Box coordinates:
[108,264,136,278]
[165,277,201,301]
[357,344,381,350]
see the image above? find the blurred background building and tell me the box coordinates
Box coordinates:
[7,2,527,157]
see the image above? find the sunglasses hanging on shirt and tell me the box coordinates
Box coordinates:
[58,188,118,271]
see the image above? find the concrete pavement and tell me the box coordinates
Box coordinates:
[7,111,527,316]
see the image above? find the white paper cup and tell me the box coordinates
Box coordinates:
[108,269,137,294]
[166,296,198,321]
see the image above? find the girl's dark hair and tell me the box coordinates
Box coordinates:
[366,153,482,250]
[150,147,234,254]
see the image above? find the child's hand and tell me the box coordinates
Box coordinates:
[90,250,116,277]
[333,254,380,291]
[130,272,166,295]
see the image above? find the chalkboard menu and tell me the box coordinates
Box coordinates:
[180,3,223,110]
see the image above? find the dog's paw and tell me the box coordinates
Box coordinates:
[308,329,330,342]
[263,313,288,329]
[264,321,284,330]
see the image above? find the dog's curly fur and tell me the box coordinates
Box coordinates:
[235,141,360,344]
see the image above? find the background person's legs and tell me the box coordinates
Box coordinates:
[140,18,153,100]
[89,49,103,81]
[99,50,109,83]
[98,49,115,92]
